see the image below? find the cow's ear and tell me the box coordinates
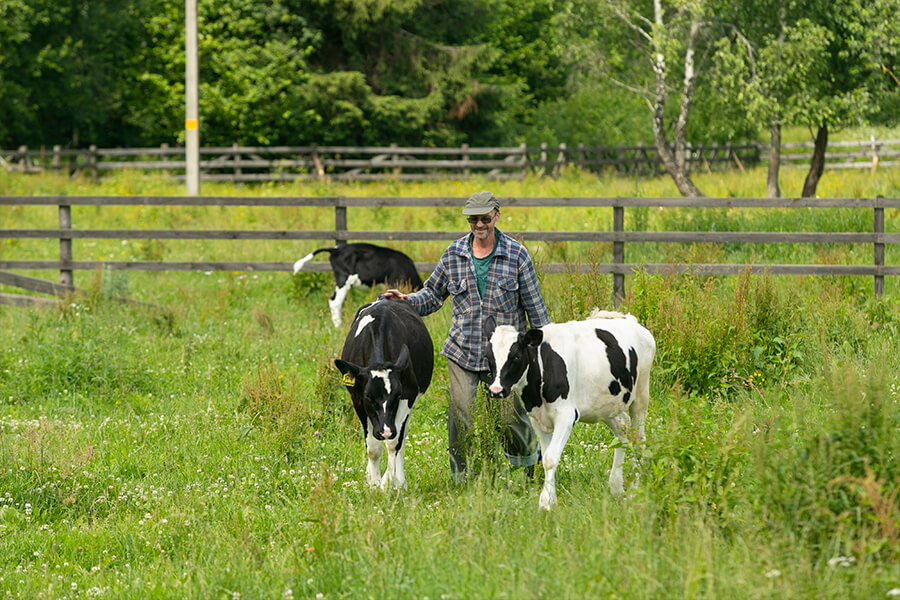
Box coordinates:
[523,329,543,347]
[394,345,410,371]
[335,359,362,387]
[483,315,497,340]
[334,359,361,377]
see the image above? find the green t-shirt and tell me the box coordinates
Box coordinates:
[471,237,498,298]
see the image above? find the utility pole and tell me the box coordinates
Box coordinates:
[185,0,200,195]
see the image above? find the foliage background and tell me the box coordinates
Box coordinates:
[2,0,898,151]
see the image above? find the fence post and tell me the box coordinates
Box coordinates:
[89,144,98,183]
[390,143,400,178]
[311,145,324,180]
[461,143,470,177]
[335,196,347,248]
[699,143,711,174]
[538,142,547,177]
[874,196,884,297]
[59,203,74,291]
[160,143,170,177]
[52,145,61,171]
[613,204,625,306]
[870,135,879,177]
[232,142,242,188]
[555,143,566,176]
[519,142,527,178]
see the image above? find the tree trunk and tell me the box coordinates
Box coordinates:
[650,9,704,197]
[767,119,782,198]
[801,123,827,198]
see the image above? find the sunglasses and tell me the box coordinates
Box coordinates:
[466,215,494,225]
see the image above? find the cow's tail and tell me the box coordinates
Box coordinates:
[292,247,335,274]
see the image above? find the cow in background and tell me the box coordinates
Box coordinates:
[293,243,423,327]
[484,309,656,510]
[335,298,434,489]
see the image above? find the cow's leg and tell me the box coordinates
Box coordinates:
[532,421,553,480]
[606,412,632,497]
[627,368,651,490]
[537,407,578,510]
[381,436,405,490]
[629,367,651,446]
[382,402,411,490]
[365,424,383,487]
[328,280,353,328]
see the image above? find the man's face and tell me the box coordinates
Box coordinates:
[467,210,498,241]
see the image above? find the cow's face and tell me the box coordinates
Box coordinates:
[335,346,410,440]
[483,317,542,398]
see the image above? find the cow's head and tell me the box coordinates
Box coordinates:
[483,315,542,398]
[334,345,410,440]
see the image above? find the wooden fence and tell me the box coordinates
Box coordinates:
[1,195,897,307]
[1,142,759,182]
[3,138,898,183]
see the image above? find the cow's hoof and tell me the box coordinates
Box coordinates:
[379,480,405,491]
[539,488,556,510]
[366,471,382,487]
[609,474,625,497]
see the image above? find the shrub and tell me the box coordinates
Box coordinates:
[627,268,808,397]
[753,360,900,562]
[239,359,306,460]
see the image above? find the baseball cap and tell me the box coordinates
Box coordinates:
[461,191,501,215]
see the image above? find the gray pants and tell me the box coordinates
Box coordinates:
[447,359,539,479]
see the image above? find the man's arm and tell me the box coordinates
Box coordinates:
[384,254,449,317]
[518,251,550,328]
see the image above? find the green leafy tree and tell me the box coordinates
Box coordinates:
[709,11,834,197]
[788,1,878,197]
[563,0,730,197]
[0,0,35,145]
[132,0,507,147]
[0,0,155,147]
[709,0,897,197]
[844,0,900,124]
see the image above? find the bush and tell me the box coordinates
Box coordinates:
[753,361,900,562]
[626,268,807,398]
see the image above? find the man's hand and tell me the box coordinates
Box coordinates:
[380,289,408,301]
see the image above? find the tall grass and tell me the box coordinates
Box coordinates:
[1,166,899,598]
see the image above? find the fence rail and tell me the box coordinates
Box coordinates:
[1,195,897,307]
[3,138,898,182]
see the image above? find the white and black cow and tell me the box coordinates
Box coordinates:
[334,298,433,490]
[484,309,656,510]
[293,243,423,328]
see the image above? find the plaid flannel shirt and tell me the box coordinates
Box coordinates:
[407,228,550,372]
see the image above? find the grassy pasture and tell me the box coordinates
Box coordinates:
[1,164,900,599]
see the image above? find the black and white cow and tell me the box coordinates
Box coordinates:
[484,309,656,510]
[334,298,434,489]
[293,243,423,328]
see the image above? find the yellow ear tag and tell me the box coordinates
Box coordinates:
[341,373,356,386]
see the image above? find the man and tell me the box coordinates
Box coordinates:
[383,191,550,481]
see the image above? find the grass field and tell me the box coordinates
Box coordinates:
[1,164,899,599]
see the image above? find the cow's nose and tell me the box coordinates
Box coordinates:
[488,383,503,396]
[382,426,393,439]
